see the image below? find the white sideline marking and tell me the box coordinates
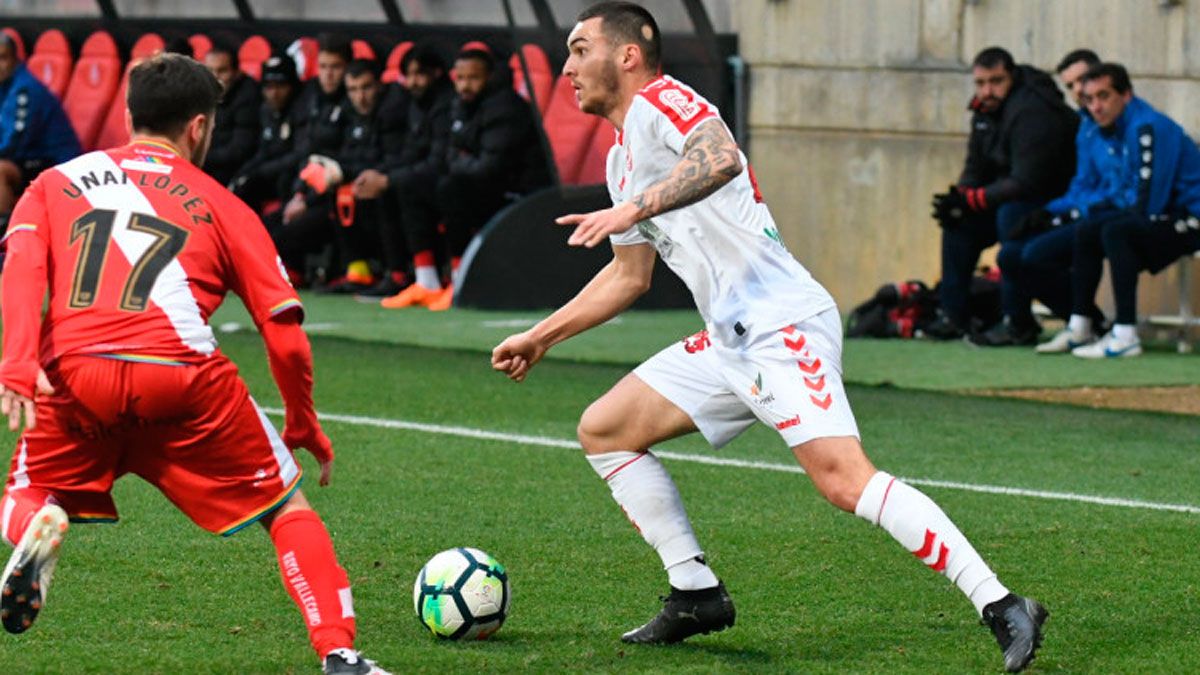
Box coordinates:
[262,408,1200,516]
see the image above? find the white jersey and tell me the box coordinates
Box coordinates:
[607,75,836,348]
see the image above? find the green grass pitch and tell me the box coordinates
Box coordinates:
[1,299,1198,673]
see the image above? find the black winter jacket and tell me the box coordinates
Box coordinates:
[386,77,454,185]
[958,65,1078,206]
[447,86,550,194]
[234,95,307,200]
[204,74,262,185]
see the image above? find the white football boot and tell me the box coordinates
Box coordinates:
[322,648,392,675]
[2,503,69,634]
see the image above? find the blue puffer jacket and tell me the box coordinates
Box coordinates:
[0,63,81,165]
[1046,95,1200,219]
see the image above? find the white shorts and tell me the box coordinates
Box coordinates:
[634,308,859,449]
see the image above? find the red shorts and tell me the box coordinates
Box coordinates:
[4,354,302,536]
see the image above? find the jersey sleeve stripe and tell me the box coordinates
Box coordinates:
[0,223,38,244]
[268,298,304,317]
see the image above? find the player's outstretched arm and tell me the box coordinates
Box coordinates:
[260,315,334,486]
[492,242,656,382]
[560,118,743,248]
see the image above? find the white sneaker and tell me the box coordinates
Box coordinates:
[1071,331,1142,359]
[1035,328,1097,354]
[1,504,68,634]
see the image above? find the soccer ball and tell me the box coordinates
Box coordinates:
[413,547,509,640]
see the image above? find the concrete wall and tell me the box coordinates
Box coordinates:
[736,0,1199,319]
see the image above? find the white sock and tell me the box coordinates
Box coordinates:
[587,451,712,585]
[1112,323,1138,342]
[855,471,1009,616]
[666,556,720,590]
[414,266,441,290]
[1067,314,1092,337]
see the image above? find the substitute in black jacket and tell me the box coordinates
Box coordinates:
[926,47,1078,341]
[362,44,456,302]
[232,54,305,214]
[439,48,550,292]
[203,42,262,186]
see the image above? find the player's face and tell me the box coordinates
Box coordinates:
[1058,60,1091,108]
[1083,76,1132,129]
[453,58,489,103]
[262,81,293,113]
[204,52,237,91]
[0,43,16,82]
[405,61,439,99]
[345,72,380,115]
[972,63,1013,114]
[563,18,620,117]
[317,52,347,95]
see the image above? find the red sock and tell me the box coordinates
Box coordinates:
[269,509,356,659]
[1,488,55,547]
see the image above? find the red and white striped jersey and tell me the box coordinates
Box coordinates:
[2,140,301,368]
[606,75,836,348]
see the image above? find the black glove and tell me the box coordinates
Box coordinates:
[1008,208,1055,240]
[931,186,970,226]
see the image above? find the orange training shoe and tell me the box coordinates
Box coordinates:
[381,283,441,309]
[427,285,454,311]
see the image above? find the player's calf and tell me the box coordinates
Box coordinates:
[621,582,736,644]
[1,504,69,634]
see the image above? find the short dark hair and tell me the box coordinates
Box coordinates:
[206,39,236,63]
[1082,62,1133,94]
[971,46,1015,73]
[577,1,661,72]
[1056,49,1100,74]
[456,48,494,73]
[401,42,445,75]
[345,58,380,80]
[128,53,222,136]
[317,33,353,63]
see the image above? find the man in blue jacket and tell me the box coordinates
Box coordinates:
[0,33,81,216]
[1027,63,1200,357]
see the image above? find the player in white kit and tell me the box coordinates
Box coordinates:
[491,3,1046,671]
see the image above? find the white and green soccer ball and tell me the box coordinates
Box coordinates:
[413,547,510,640]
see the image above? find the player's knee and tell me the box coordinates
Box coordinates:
[576,403,618,455]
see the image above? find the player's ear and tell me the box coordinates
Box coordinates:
[620,43,643,74]
[123,108,133,136]
[187,112,211,145]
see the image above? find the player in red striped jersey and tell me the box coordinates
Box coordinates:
[0,53,386,675]
[492,3,1046,671]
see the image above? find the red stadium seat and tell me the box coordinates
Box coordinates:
[509,44,553,115]
[238,35,271,81]
[131,33,164,60]
[541,75,601,185]
[577,124,615,186]
[62,31,121,151]
[460,40,491,55]
[381,41,412,85]
[2,27,27,61]
[189,33,212,61]
[26,29,72,99]
[351,39,376,61]
[93,60,137,151]
[287,37,318,81]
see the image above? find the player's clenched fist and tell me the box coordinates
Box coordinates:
[491,331,547,383]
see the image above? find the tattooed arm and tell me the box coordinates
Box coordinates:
[559,118,743,248]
